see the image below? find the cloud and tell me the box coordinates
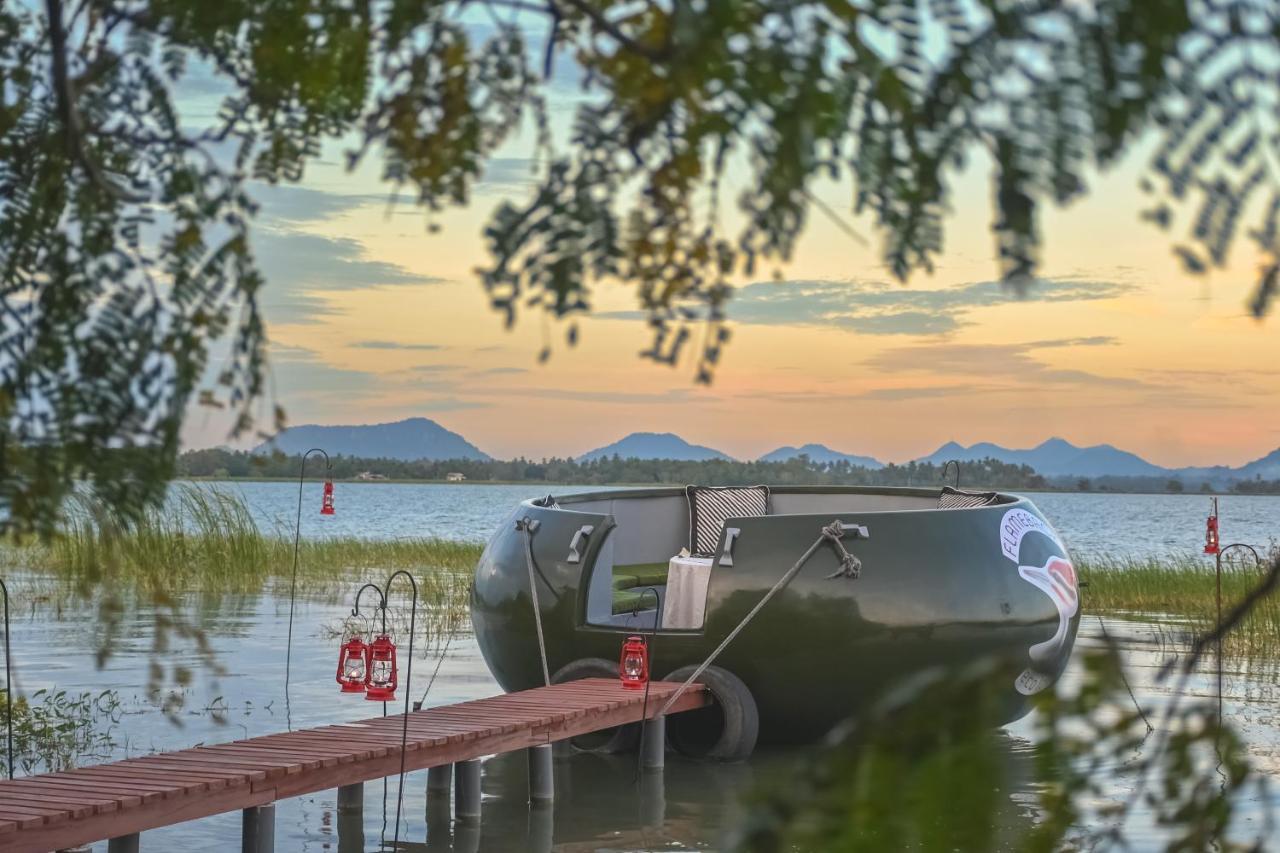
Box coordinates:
[255,185,379,224]
[254,228,446,323]
[478,366,528,375]
[351,340,445,351]
[705,278,1139,336]
[476,158,539,194]
[268,348,382,398]
[475,386,716,405]
[862,337,1153,391]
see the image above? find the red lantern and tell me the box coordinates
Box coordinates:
[336,636,369,693]
[321,478,335,515]
[619,635,649,690]
[365,634,398,701]
[1204,514,1220,555]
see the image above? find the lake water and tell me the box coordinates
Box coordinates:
[223,480,1278,559]
[10,600,1279,851]
[4,482,1279,850]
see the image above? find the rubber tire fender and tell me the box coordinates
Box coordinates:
[661,664,758,762]
[551,657,640,754]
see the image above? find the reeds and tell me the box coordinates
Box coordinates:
[1078,552,1280,659]
[6,485,480,609]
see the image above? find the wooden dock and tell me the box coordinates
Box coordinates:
[0,678,707,853]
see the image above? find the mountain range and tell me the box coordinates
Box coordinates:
[758,443,884,468]
[249,418,1280,484]
[577,432,731,462]
[255,417,491,461]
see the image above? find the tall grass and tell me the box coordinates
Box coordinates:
[1078,552,1280,659]
[9,485,480,609]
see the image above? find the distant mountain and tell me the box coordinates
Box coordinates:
[916,437,1166,478]
[759,443,883,469]
[578,432,732,462]
[256,417,490,461]
[1234,447,1280,481]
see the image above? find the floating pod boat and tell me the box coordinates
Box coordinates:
[471,485,1080,751]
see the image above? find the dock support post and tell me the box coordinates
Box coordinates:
[107,835,140,853]
[428,763,453,802]
[528,743,554,804]
[455,758,483,823]
[242,802,275,853]
[337,782,363,814]
[336,783,364,852]
[641,715,665,771]
[528,802,554,853]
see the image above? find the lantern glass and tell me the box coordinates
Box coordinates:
[623,653,644,679]
[365,634,398,701]
[344,655,366,682]
[336,637,369,693]
[370,658,393,687]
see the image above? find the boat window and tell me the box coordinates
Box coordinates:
[584,530,673,630]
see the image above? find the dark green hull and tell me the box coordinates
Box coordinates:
[471,486,1079,744]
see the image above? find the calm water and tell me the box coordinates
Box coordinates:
[4,482,1279,850]
[10,599,1279,851]
[225,480,1278,559]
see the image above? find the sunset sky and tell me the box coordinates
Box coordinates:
[179,87,1280,469]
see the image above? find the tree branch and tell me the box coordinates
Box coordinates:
[44,0,145,202]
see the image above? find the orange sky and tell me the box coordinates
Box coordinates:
[180,128,1280,468]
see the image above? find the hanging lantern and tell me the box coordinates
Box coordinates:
[365,634,398,701]
[321,476,336,515]
[619,635,649,690]
[1204,514,1220,555]
[335,636,369,693]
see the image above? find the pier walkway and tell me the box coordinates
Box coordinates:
[0,678,707,852]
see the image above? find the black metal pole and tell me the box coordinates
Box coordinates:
[1213,542,1263,723]
[1212,497,1221,725]
[0,578,11,779]
[285,448,330,730]
[383,570,418,849]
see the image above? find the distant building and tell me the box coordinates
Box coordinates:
[355,471,388,481]
[446,472,466,482]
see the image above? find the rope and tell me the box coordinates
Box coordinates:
[518,518,552,686]
[657,520,863,718]
[1095,616,1153,734]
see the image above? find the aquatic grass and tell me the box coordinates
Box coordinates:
[4,485,481,614]
[1078,552,1280,659]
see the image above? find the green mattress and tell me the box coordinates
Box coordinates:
[611,562,669,614]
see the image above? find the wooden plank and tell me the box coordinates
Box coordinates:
[4,776,158,805]
[3,778,144,810]
[0,789,118,820]
[0,783,276,853]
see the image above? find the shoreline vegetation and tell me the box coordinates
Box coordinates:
[176,448,1280,496]
[3,486,1275,660]
[1077,554,1280,659]
[0,487,478,646]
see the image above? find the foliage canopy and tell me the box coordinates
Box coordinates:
[2,0,1279,529]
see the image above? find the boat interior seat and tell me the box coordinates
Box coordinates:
[937,485,1000,509]
[610,562,670,614]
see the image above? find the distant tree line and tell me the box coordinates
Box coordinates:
[177,448,1051,490]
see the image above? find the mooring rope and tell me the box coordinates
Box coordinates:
[518,518,552,686]
[656,520,863,718]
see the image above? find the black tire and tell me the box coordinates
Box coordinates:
[551,658,641,754]
[662,664,758,762]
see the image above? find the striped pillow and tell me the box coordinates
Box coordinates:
[938,485,999,509]
[686,485,770,556]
